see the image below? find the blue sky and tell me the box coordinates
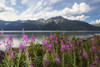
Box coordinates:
[0,0,100,24]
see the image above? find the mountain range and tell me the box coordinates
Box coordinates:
[92,23,100,27]
[0,16,100,30]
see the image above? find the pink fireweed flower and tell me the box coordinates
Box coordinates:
[90,64,95,67]
[83,52,88,59]
[41,45,45,50]
[55,40,58,44]
[89,48,93,52]
[2,41,6,44]
[92,41,96,45]
[59,39,62,42]
[8,36,13,41]
[97,50,100,53]
[31,36,35,42]
[29,65,34,67]
[0,43,1,45]
[69,40,73,43]
[66,41,69,43]
[92,46,96,51]
[62,33,64,36]
[54,34,57,37]
[60,45,66,52]
[2,41,12,48]
[50,35,53,39]
[55,57,60,63]
[9,52,15,59]
[66,45,69,48]
[90,46,96,52]
[42,60,49,66]
[6,43,11,48]
[48,44,52,48]
[95,56,99,60]
[70,44,73,47]
[43,40,48,45]
[79,39,82,42]
[22,34,29,43]
[5,41,12,48]
[5,49,9,53]
[61,41,64,45]
[0,50,1,56]
[89,43,91,45]
[68,47,71,51]
[79,50,82,53]
[63,37,66,41]
[19,44,25,51]
[77,41,79,45]
[47,44,53,52]
[93,60,98,64]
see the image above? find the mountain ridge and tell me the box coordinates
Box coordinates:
[0,16,100,30]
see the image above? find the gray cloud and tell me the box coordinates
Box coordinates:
[0,7,7,12]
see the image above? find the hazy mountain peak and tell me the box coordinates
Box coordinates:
[50,16,66,20]
[46,16,68,23]
[37,18,45,23]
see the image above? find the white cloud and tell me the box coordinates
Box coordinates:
[0,0,15,12]
[0,1,90,21]
[90,19,100,24]
[72,2,90,14]
[11,0,16,5]
[65,15,89,21]
[0,0,6,7]
[0,6,18,21]
[49,0,62,4]
[20,0,44,18]
[0,0,18,21]
[0,1,14,12]
[0,11,18,21]
[0,0,5,4]
[21,0,28,4]
[23,2,90,20]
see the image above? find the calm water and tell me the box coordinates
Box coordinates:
[0,31,100,51]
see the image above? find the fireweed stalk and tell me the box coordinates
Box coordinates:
[73,51,76,67]
[83,49,90,67]
[60,44,66,67]
[42,52,49,67]
[4,49,14,67]
[22,34,29,46]
[31,36,35,43]
[2,36,14,67]
[22,34,30,67]
[9,52,15,67]
[8,36,13,47]
[25,48,30,67]
[17,43,25,67]
[17,45,22,67]
[29,57,34,67]
[3,44,14,67]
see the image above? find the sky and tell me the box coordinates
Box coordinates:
[0,0,100,24]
